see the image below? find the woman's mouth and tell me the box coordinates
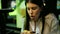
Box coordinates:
[30,16,34,17]
[30,16,35,19]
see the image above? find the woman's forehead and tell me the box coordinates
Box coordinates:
[26,2,39,8]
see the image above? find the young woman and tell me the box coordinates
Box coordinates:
[21,0,59,34]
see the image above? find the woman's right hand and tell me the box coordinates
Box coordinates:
[21,30,35,34]
[21,30,31,34]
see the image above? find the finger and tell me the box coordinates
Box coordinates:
[27,31,31,34]
[24,30,28,34]
[24,32,27,34]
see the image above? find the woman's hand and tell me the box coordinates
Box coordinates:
[21,30,31,34]
[21,30,35,34]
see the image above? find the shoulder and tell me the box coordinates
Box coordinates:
[45,13,58,21]
[45,13,59,26]
[44,13,59,33]
[45,13,56,19]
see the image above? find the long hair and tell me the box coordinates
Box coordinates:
[24,0,51,34]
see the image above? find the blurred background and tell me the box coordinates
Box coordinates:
[0,0,60,34]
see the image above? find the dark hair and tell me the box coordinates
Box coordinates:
[25,0,42,29]
[24,0,49,34]
[25,0,43,7]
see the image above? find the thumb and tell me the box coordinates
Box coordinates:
[24,30,28,32]
[27,31,31,34]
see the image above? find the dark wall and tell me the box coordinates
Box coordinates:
[1,0,11,9]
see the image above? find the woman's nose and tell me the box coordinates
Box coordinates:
[30,9,33,14]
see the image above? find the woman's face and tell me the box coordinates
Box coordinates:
[26,2,42,20]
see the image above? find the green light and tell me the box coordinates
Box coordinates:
[0,0,1,9]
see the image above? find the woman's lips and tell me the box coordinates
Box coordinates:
[31,16,34,17]
[30,16,35,19]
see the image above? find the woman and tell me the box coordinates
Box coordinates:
[21,0,59,34]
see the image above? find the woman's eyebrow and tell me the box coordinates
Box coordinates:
[32,7,37,8]
[26,6,38,9]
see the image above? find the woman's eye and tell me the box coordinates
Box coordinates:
[32,7,37,10]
